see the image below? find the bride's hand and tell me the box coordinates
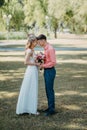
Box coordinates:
[35,63,40,66]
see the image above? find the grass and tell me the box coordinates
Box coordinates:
[0,42,87,130]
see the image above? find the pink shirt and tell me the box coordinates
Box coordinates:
[42,43,56,68]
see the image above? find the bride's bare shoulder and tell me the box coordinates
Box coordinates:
[26,48,32,54]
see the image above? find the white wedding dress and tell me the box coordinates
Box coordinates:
[16,49,38,115]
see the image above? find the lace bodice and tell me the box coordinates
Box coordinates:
[25,49,35,63]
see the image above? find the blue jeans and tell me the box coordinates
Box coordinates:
[44,67,56,112]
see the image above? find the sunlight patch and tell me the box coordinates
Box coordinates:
[63,91,79,95]
[57,59,87,64]
[73,75,86,78]
[63,104,81,110]
[55,91,79,96]
[0,91,18,99]
[0,75,18,81]
[63,123,86,130]
[0,57,24,61]
[55,93,63,96]
[0,52,24,55]
[80,93,87,96]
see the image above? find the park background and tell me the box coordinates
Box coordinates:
[0,0,87,130]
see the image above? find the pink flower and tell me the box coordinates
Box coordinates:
[35,52,45,64]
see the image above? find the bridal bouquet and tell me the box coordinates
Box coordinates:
[35,52,45,64]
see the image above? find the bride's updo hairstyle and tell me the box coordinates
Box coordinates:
[26,34,36,49]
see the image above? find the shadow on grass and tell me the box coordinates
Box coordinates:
[1,44,87,51]
[0,52,87,130]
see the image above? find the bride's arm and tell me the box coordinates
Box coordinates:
[24,52,37,66]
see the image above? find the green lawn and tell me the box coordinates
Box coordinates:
[0,43,87,130]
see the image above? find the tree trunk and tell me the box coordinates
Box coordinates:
[54,28,57,38]
[84,25,87,33]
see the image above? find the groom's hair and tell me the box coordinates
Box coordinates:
[36,34,47,40]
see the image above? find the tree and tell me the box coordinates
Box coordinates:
[10,0,24,30]
[48,0,87,36]
[73,0,87,33]
[1,0,24,31]
[23,0,48,33]
[1,0,87,36]
[48,0,69,38]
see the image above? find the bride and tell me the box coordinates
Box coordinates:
[16,34,40,115]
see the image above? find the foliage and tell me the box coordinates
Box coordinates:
[1,0,25,31]
[23,0,48,28]
[0,0,87,38]
[10,0,24,31]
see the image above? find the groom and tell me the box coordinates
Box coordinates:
[37,34,56,116]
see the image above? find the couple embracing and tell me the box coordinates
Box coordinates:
[16,34,56,116]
